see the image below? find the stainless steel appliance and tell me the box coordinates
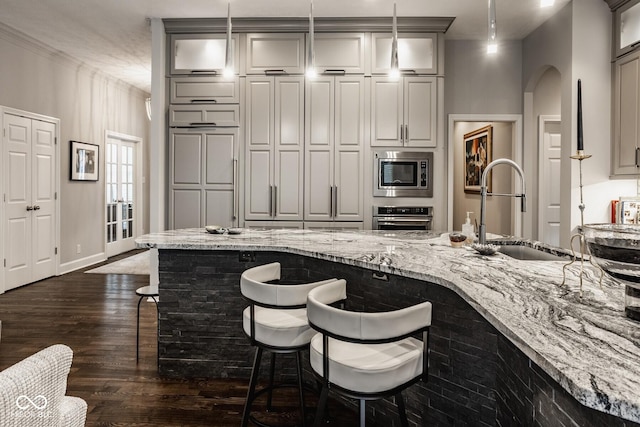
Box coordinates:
[373,151,434,197]
[372,206,433,231]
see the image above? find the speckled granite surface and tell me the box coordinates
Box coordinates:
[136,228,640,423]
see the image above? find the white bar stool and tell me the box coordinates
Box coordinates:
[240,262,340,427]
[306,280,432,427]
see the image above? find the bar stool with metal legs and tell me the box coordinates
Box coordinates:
[240,262,340,427]
[306,280,432,427]
[135,285,158,363]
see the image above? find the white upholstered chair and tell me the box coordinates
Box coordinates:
[240,262,340,427]
[306,280,432,427]
[0,344,87,427]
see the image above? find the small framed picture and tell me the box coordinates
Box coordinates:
[464,125,493,193]
[70,141,99,181]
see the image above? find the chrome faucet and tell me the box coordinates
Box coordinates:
[478,158,527,244]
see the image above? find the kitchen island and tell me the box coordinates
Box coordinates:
[136,228,640,426]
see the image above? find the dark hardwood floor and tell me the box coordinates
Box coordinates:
[0,251,357,426]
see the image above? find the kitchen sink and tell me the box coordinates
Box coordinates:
[497,245,565,261]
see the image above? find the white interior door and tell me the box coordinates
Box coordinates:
[106,133,141,257]
[3,112,57,291]
[538,116,561,247]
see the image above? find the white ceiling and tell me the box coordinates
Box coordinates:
[0,0,573,93]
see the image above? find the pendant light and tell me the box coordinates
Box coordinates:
[223,1,234,78]
[306,0,317,79]
[389,2,400,80]
[487,0,497,54]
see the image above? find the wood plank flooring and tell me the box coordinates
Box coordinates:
[0,251,357,426]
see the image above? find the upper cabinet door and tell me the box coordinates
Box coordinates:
[613,51,640,175]
[246,33,305,74]
[615,0,640,58]
[313,33,366,74]
[170,76,239,104]
[170,34,240,75]
[404,77,437,147]
[371,33,438,75]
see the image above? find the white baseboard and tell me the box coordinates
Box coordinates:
[59,252,107,275]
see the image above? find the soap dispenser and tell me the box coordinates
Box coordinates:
[462,212,475,243]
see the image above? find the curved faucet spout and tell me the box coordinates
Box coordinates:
[478,158,527,244]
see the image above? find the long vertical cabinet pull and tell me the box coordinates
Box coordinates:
[400,125,404,145]
[273,186,278,218]
[333,186,338,218]
[269,186,273,217]
[405,125,409,145]
[329,186,334,218]
[232,159,238,221]
[636,147,640,167]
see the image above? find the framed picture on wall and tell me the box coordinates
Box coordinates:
[463,125,493,193]
[70,140,99,181]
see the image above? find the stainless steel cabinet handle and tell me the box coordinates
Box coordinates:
[273,186,278,217]
[232,159,238,221]
[329,186,333,218]
[269,185,273,217]
[333,186,338,218]
[636,147,640,167]
[400,125,404,144]
[405,125,409,144]
[190,99,218,103]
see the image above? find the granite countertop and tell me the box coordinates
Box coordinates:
[136,228,640,423]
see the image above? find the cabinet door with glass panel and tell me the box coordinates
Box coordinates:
[106,137,138,257]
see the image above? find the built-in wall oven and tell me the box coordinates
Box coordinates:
[372,206,433,231]
[373,151,434,197]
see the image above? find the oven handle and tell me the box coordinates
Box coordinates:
[375,218,432,223]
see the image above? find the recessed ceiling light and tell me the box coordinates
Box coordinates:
[541,0,555,8]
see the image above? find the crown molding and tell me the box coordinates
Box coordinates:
[604,0,631,11]
[163,16,455,34]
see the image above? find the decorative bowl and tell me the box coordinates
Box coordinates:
[449,232,467,248]
[205,225,226,234]
[583,223,640,321]
[471,243,500,256]
[227,228,243,235]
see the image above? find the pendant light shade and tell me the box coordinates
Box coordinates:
[389,2,400,79]
[487,0,497,54]
[223,2,234,78]
[306,1,316,78]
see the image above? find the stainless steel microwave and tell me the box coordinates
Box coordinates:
[373,151,434,197]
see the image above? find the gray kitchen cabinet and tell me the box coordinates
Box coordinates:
[313,33,367,74]
[170,34,240,75]
[305,75,365,222]
[245,75,304,220]
[371,33,438,75]
[170,76,239,104]
[613,49,640,175]
[246,33,305,74]
[169,127,239,229]
[168,104,239,127]
[371,76,437,147]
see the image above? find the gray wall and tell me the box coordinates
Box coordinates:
[0,24,150,268]
[444,40,523,115]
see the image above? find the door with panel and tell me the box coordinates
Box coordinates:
[3,113,56,291]
[245,75,304,222]
[170,127,238,229]
[105,134,140,257]
[371,76,437,147]
[305,76,364,223]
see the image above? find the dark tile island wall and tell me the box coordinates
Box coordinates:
[158,249,639,427]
